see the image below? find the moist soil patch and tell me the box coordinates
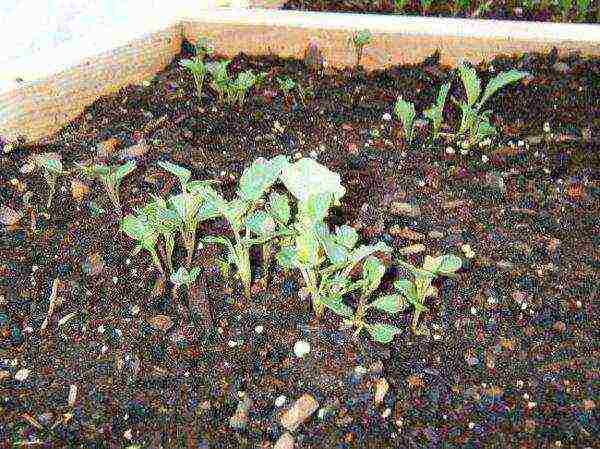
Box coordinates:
[0,40,598,448]
[282,0,600,24]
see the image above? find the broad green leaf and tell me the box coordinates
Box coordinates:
[245,210,276,236]
[268,191,290,224]
[422,255,441,274]
[121,213,155,242]
[276,246,300,269]
[296,231,319,266]
[457,62,481,107]
[315,224,348,265]
[35,152,63,174]
[112,160,137,182]
[236,70,257,90]
[362,256,386,296]
[157,161,191,188]
[475,119,496,140]
[168,193,202,224]
[370,294,408,314]
[305,192,333,223]
[394,96,416,144]
[367,323,401,344]
[394,278,419,302]
[238,156,288,202]
[436,81,451,108]
[405,294,428,312]
[320,295,354,318]
[347,242,391,267]
[436,254,462,275]
[170,267,189,286]
[279,158,346,205]
[478,69,529,109]
[188,267,201,283]
[334,225,358,249]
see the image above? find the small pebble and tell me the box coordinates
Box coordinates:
[382,112,392,121]
[15,368,30,381]
[254,325,264,334]
[293,340,310,358]
[481,155,489,163]
[445,147,455,155]
[280,394,319,432]
[275,395,287,408]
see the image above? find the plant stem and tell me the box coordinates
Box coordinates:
[165,234,175,273]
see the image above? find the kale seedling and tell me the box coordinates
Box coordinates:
[350,29,373,68]
[328,255,406,344]
[276,157,391,319]
[576,0,591,21]
[296,82,315,107]
[139,196,181,273]
[420,0,434,12]
[452,61,530,147]
[170,266,201,314]
[394,254,462,333]
[394,0,410,11]
[206,60,232,103]
[423,82,450,141]
[276,76,296,101]
[120,209,163,274]
[394,96,417,146]
[193,155,290,298]
[179,37,214,101]
[232,70,259,108]
[75,161,137,215]
[33,152,63,210]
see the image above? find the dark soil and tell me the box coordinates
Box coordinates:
[282,0,600,24]
[0,39,599,448]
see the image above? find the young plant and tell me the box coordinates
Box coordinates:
[139,196,181,273]
[332,256,407,344]
[33,152,63,210]
[394,254,462,333]
[452,61,530,147]
[576,0,591,21]
[233,70,259,108]
[394,96,417,146]
[420,0,434,12]
[179,37,215,101]
[394,0,410,12]
[167,190,207,268]
[559,0,573,19]
[276,157,391,319]
[296,82,315,107]
[207,59,232,103]
[157,160,192,192]
[452,0,471,15]
[350,29,373,68]
[423,82,450,141]
[120,209,162,274]
[170,266,201,310]
[194,155,290,298]
[75,161,137,214]
[276,76,296,105]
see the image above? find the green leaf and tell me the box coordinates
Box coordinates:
[436,254,462,275]
[314,223,348,265]
[320,295,354,318]
[394,96,416,145]
[35,152,63,174]
[238,156,288,202]
[367,323,401,344]
[268,191,290,224]
[394,278,419,302]
[457,62,481,107]
[334,225,358,249]
[168,193,202,225]
[157,161,191,189]
[276,246,300,269]
[361,256,386,296]
[347,242,391,267]
[170,266,189,286]
[296,231,319,266]
[121,213,156,243]
[245,210,276,236]
[305,192,333,223]
[279,158,346,204]
[478,69,529,109]
[370,294,408,314]
[112,160,137,182]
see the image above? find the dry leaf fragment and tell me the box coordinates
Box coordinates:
[70,179,90,202]
[68,384,78,407]
[0,204,23,226]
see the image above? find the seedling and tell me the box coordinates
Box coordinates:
[194,156,291,298]
[75,160,137,215]
[33,152,63,210]
[420,0,434,12]
[168,190,208,268]
[276,76,296,98]
[452,0,471,15]
[330,256,407,344]
[120,209,162,273]
[452,61,530,147]
[179,38,214,101]
[157,160,192,192]
[296,82,315,107]
[170,266,201,309]
[472,0,493,17]
[394,254,462,333]
[233,70,259,108]
[394,0,410,11]
[138,196,181,273]
[276,157,391,319]
[207,60,232,103]
[394,96,417,146]
[350,29,373,68]
[423,82,450,141]
[576,0,591,21]
[559,0,573,20]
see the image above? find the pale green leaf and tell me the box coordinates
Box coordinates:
[268,191,290,224]
[367,323,401,344]
[279,158,346,204]
[394,96,416,144]
[334,225,358,249]
[457,62,481,107]
[362,256,386,296]
[370,294,408,314]
[320,296,354,318]
[238,156,288,202]
[478,69,529,109]
[245,210,276,236]
[157,161,191,189]
[276,246,300,269]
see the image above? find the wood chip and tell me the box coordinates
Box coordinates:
[406,374,425,389]
[41,278,61,330]
[274,432,295,449]
[374,378,389,405]
[399,244,426,255]
[68,384,78,407]
[280,394,319,432]
[70,179,90,202]
[0,204,23,226]
[118,138,148,160]
[388,226,425,241]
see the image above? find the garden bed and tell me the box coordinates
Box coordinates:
[281,0,600,24]
[0,35,599,448]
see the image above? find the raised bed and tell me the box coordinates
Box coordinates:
[1,4,599,449]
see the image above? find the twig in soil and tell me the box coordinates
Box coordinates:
[40,278,61,331]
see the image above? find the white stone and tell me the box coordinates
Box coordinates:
[445,147,455,155]
[293,340,310,358]
[254,325,264,334]
[481,155,489,163]
[274,395,287,408]
[15,368,30,381]
[470,307,477,315]
[97,325,105,334]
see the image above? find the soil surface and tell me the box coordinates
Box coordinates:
[0,40,599,448]
[282,0,600,24]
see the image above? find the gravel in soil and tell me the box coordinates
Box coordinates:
[0,40,598,448]
[282,0,600,24]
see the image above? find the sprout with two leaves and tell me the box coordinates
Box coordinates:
[276,158,391,320]
[33,152,63,210]
[394,96,417,147]
[193,155,291,299]
[207,60,232,103]
[350,29,373,68]
[75,161,137,215]
[330,256,407,344]
[395,254,462,333]
[423,82,450,141]
[179,37,215,101]
[276,76,296,100]
[120,209,163,275]
[452,61,530,147]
